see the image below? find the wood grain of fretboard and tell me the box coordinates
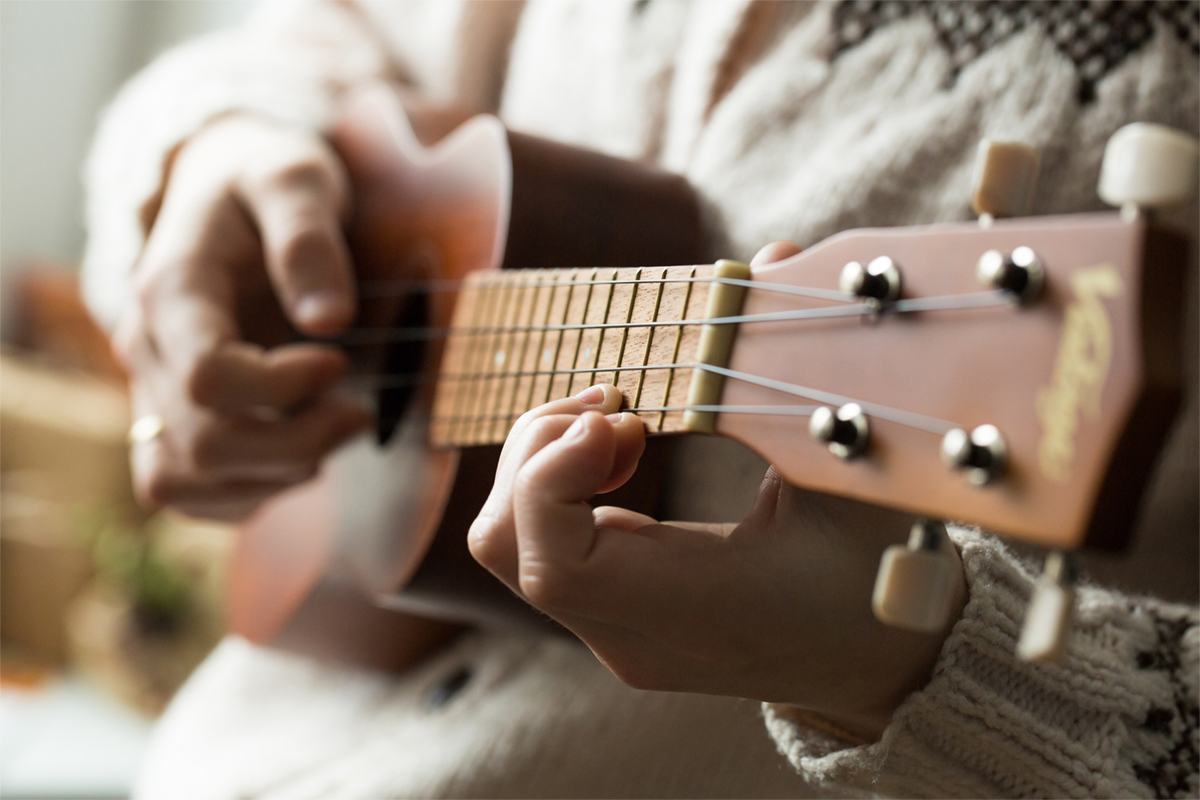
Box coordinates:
[430,265,715,447]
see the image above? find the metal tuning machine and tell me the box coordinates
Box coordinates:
[941,424,1007,486]
[809,403,869,459]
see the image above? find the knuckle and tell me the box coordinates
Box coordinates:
[279,225,339,274]
[185,423,225,472]
[604,653,671,693]
[467,517,503,569]
[183,352,221,406]
[135,464,175,509]
[518,563,575,610]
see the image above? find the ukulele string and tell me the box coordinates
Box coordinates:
[357,274,856,304]
[331,290,1013,346]
[357,362,958,436]
[383,404,824,429]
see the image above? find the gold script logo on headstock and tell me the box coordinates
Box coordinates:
[1037,265,1124,482]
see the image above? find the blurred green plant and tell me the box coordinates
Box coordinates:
[74,506,191,635]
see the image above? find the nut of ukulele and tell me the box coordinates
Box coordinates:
[1017,551,1079,664]
[970,139,1040,221]
[872,519,961,633]
[1098,123,1199,213]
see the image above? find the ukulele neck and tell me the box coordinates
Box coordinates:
[431,265,725,447]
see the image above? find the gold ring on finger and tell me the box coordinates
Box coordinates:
[128,414,166,446]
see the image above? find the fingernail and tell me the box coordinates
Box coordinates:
[296,290,352,331]
[574,384,606,406]
[605,412,626,424]
[562,416,588,442]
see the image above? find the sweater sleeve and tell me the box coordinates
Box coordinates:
[81,0,401,330]
[81,0,527,331]
[763,528,1200,799]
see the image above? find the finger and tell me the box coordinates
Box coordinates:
[594,411,646,494]
[504,383,623,457]
[188,341,350,412]
[470,412,586,588]
[593,506,658,531]
[136,202,243,378]
[175,395,370,481]
[750,240,802,266]
[239,156,356,335]
[512,411,619,601]
[485,383,623,520]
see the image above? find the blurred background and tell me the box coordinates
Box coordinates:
[2,3,252,797]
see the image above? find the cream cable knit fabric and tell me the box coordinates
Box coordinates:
[83,1,1199,797]
[765,529,1200,798]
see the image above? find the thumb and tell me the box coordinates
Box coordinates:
[512,411,620,598]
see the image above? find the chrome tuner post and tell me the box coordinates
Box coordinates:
[971,139,1041,224]
[1017,551,1080,664]
[873,519,962,633]
[840,257,901,309]
[977,246,1043,303]
[942,424,1007,486]
[809,403,869,459]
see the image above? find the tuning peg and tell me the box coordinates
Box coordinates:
[1098,123,1199,213]
[872,519,961,633]
[971,139,1041,221]
[941,424,1007,486]
[809,403,869,459]
[1017,551,1079,663]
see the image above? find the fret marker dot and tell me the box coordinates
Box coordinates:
[543,348,553,364]
[494,351,505,367]
[583,347,592,361]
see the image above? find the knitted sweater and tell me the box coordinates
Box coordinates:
[83,1,1200,797]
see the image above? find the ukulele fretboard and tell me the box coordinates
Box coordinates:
[430,265,717,447]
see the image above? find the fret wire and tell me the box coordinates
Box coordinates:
[332,291,1011,345]
[492,272,535,441]
[581,267,616,397]
[360,275,855,304]
[524,270,561,418]
[566,268,599,398]
[502,271,541,432]
[633,267,666,411]
[448,279,494,443]
[659,266,695,430]
[489,273,528,442]
[481,273,520,443]
[611,267,641,403]
[462,277,505,444]
[544,270,578,405]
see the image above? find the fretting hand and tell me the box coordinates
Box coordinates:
[468,242,967,741]
[117,116,371,521]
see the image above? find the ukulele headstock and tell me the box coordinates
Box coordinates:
[717,124,1197,568]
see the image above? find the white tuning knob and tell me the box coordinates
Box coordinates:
[1098,123,1199,210]
[1017,552,1079,664]
[872,520,962,633]
[971,139,1041,219]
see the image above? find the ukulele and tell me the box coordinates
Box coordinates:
[228,84,1197,669]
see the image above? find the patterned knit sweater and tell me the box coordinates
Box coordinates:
[83,2,1199,797]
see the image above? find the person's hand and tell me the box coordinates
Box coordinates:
[468,242,967,741]
[116,115,371,521]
